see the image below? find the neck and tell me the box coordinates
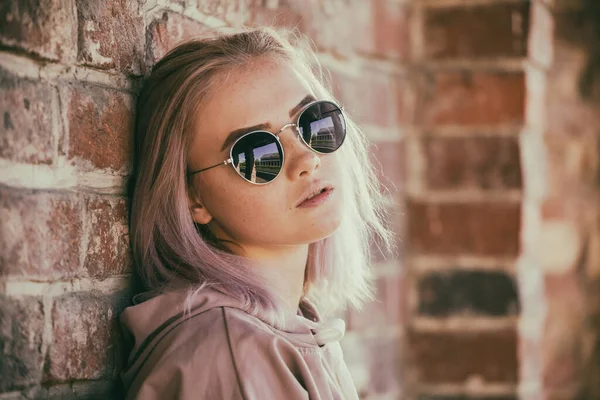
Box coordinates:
[243,244,309,314]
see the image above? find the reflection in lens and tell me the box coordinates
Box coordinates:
[231,131,283,184]
[298,102,346,153]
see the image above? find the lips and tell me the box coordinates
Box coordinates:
[296,181,333,207]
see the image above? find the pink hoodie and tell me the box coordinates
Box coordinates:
[119,286,360,399]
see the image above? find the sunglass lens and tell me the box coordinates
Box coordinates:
[297,101,346,153]
[231,131,283,184]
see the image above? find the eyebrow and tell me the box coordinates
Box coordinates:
[220,94,317,152]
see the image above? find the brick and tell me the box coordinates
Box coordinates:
[424,3,529,60]
[407,201,521,256]
[61,83,133,173]
[0,188,83,278]
[369,140,405,194]
[0,67,55,164]
[416,71,526,126]
[249,5,303,30]
[542,273,585,392]
[407,329,518,383]
[290,0,361,57]
[423,136,522,190]
[147,11,218,65]
[77,0,145,75]
[44,292,129,381]
[355,0,411,60]
[417,270,519,317]
[0,0,77,62]
[348,272,405,330]
[0,296,45,392]
[331,69,406,128]
[83,196,132,279]
[198,0,251,26]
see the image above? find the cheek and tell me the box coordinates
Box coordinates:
[201,176,281,234]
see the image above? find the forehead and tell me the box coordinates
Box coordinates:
[193,59,313,149]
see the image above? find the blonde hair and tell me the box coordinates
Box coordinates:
[128,25,395,327]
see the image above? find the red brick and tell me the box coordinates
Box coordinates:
[407,329,518,383]
[407,201,521,256]
[424,3,530,59]
[417,270,519,317]
[331,69,406,128]
[0,67,55,164]
[0,0,77,62]
[356,0,411,60]
[542,273,585,392]
[61,84,133,173]
[0,188,83,278]
[369,140,405,194]
[0,296,45,391]
[45,292,128,381]
[423,136,522,190]
[147,11,218,65]
[84,196,132,279]
[76,0,145,75]
[416,71,526,126]
[288,1,361,56]
[348,272,405,331]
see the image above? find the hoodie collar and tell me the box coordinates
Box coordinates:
[120,285,346,370]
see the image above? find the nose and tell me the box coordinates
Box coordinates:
[279,125,320,181]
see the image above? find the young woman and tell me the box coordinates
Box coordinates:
[119,26,394,399]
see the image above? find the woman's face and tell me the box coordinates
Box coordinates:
[187,58,345,253]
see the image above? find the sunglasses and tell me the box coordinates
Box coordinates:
[188,100,347,185]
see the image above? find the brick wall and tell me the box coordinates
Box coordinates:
[1,0,599,400]
[0,0,407,398]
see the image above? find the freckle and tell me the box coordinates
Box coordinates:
[23,98,30,110]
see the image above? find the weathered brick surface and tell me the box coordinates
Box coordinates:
[61,83,133,173]
[0,0,77,62]
[416,71,526,126]
[407,329,518,383]
[147,11,217,65]
[423,136,522,190]
[76,0,145,75]
[424,3,530,60]
[0,188,83,278]
[198,0,251,26]
[359,0,410,60]
[0,296,45,392]
[417,270,519,317]
[0,67,55,164]
[407,201,521,256]
[84,196,132,279]
[44,292,129,382]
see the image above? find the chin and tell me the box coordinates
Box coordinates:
[302,214,344,243]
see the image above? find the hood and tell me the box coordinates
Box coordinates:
[119,286,346,387]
